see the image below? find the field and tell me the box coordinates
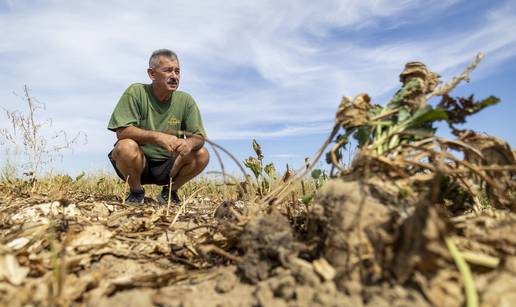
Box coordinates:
[1,55,515,307]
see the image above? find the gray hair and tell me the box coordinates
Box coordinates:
[149,49,178,68]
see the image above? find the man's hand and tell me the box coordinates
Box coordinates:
[175,138,194,156]
[155,133,193,156]
[155,133,180,153]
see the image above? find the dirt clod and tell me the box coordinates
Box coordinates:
[238,212,300,283]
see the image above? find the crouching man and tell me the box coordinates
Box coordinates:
[107,49,209,204]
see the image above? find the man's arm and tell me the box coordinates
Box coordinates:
[116,126,180,153]
[116,126,205,156]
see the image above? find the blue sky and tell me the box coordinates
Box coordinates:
[0,0,515,177]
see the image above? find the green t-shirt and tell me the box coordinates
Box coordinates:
[108,83,206,161]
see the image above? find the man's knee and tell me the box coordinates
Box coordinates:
[196,147,210,167]
[174,147,209,169]
[112,139,141,161]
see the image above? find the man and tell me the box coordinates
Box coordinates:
[107,49,209,204]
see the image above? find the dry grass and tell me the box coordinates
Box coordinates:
[0,170,321,207]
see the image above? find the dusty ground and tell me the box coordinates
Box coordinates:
[1,180,516,307]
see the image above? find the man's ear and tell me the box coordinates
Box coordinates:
[147,68,156,81]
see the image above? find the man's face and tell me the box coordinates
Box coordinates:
[148,56,180,92]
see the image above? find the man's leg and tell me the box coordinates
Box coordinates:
[169,147,209,190]
[111,139,146,191]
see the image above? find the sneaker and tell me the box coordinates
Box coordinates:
[125,189,145,204]
[157,186,181,205]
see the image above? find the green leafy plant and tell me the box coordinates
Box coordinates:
[243,139,278,195]
[301,168,328,205]
[311,168,328,189]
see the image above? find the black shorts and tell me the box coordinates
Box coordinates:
[108,150,176,186]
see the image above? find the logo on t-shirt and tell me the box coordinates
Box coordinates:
[168,117,181,126]
[165,117,182,135]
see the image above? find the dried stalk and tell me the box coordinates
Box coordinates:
[198,244,242,263]
[427,53,484,99]
[168,129,253,190]
[207,141,227,183]
[170,186,208,228]
[262,124,339,206]
[122,175,129,205]
[166,177,173,216]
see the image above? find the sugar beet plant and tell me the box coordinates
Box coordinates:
[325,54,514,210]
[328,56,500,171]
[243,139,277,196]
[244,139,329,203]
